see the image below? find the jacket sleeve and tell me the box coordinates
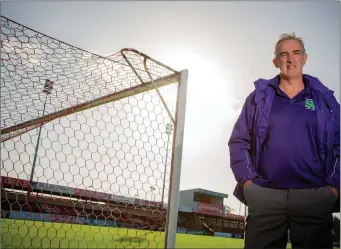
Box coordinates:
[326,94,340,195]
[228,92,258,186]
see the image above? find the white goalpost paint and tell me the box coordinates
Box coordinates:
[165,69,189,248]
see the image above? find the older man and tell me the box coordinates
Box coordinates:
[228,33,340,249]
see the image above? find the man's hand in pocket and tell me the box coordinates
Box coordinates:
[243,180,252,190]
[329,186,339,198]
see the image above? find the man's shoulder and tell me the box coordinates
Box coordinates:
[304,74,340,107]
[253,75,280,91]
[303,74,333,94]
[243,90,257,106]
[244,76,277,106]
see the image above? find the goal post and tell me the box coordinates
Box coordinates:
[1,16,189,249]
[165,69,189,248]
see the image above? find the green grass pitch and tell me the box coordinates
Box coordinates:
[0,219,297,248]
[1,218,244,248]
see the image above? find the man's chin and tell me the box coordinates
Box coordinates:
[280,71,303,80]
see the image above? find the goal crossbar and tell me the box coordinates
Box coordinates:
[0,72,180,140]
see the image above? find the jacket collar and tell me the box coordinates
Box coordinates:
[253,74,331,94]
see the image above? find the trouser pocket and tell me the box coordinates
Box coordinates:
[245,183,287,215]
[319,186,337,202]
[288,186,336,217]
[244,185,288,249]
[288,187,334,249]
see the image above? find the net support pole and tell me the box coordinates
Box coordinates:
[165,69,189,248]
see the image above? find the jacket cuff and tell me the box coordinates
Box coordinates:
[240,172,257,186]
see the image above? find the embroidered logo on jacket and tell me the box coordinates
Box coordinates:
[305,98,315,111]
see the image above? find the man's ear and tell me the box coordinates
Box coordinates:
[303,53,308,66]
[273,57,279,68]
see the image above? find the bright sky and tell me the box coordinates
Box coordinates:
[1,1,340,215]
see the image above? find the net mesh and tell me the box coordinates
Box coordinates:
[1,16,180,248]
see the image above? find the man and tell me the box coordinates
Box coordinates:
[228,33,340,249]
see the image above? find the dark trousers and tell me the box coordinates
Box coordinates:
[244,182,336,249]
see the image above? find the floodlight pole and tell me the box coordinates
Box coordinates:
[150,186,155,201]
[165,70,188,249]
[161,123,173,206]
[27,80,53,199]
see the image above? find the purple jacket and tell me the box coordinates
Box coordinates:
[228,74,340,212]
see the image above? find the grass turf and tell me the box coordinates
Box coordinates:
[1,218,244,248]
[0,219,297,248]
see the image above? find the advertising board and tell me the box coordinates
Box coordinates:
[110,195,135,204]
[134,198,161,208]
[34,182,75,195]
[197,202,223,216]
[75,188,109,200]
[177,227,187,233]
[1,176,29,188]
[186,229,206,235]
[214,232,233,238]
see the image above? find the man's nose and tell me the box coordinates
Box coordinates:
[287,55,293,63]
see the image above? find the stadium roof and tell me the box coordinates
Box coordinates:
[182,188,229,198]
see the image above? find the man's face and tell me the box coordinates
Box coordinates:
[273,39,307,79]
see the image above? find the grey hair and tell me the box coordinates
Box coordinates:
[274,32,306,58]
